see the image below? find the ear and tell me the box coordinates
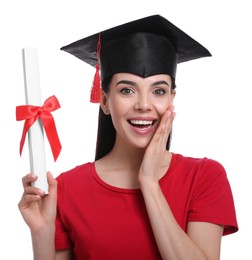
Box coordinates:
[171,90,176,103]
[100,91,110,115]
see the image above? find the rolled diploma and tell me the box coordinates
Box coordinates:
[22,48,48,193]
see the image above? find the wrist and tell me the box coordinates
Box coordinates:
[31,223,55,244]
[30,220,55,234]
[31,225,55,260]
[139,176,160,192]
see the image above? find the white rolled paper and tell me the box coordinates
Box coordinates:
[22,48,48,193]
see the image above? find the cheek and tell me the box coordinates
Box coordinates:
[107,99,127,122]
[107,93,131,115]
[154,96,174,114]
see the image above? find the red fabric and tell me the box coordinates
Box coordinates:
[16,95,61,161]
[55,153,238,259]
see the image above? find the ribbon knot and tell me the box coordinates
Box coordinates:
[37,107,43,114]
[16,95,62,161]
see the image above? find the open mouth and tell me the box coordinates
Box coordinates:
[128,119,156,129]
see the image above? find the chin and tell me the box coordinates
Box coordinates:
[128,139,152,150]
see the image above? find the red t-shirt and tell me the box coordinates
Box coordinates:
[55,153,238,259]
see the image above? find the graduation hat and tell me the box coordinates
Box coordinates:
[61,14,211,102]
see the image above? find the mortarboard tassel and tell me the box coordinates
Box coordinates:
[90,33,101,103]
[90,63,101,103]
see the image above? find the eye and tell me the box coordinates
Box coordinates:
[120,88,134,95]
[153,88,166,96]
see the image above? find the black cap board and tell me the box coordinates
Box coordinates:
[61,14,211,82]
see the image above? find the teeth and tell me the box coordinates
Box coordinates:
[130,120,153,125]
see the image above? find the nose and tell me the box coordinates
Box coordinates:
[134,94,152,112]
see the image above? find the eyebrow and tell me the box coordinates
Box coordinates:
[115,80,170,87]
[151,81,170,87]
[116,80,137,87]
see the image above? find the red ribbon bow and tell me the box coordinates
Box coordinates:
[16,95,62,161]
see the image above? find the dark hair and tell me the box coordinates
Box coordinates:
[95,76,176,161]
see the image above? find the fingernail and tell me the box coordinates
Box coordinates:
[48,171,53,177]
[31,174,37,179]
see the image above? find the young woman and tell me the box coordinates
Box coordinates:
[19,15,238,260]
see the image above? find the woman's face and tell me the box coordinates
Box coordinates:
[101,73,176,149]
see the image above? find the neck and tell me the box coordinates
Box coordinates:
[95,134,172,189]
[106,136,146,171]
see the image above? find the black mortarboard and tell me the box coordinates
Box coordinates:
[61,14,211,102]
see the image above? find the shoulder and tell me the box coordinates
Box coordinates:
[56,162,94,185]
[56,162,96,204]
[173,153,223,167]
[176,154,239,234]
[172,153,227,181]
[173,152,225,168]
[172,154,232,201]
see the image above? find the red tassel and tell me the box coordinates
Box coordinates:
[90,63,101,103]
[90,33,101,103]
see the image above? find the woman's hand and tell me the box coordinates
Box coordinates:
[139,106,176,184]
[18,172,57,233]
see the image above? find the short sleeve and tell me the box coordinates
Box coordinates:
[188,159,238,235]
[55,174,73,250]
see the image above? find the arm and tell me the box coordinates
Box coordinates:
[139,108,223,260]
[139,179,223,260]
[18,172,73,260]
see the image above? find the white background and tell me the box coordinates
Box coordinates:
[1,0,251,259]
